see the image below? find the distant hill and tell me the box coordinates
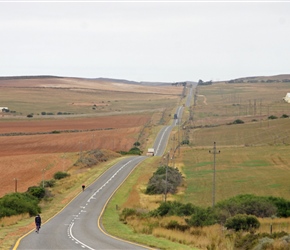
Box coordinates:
[0,75,174,86]
[227,74,290,83]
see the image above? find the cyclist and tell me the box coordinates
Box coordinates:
[35,214,41,233]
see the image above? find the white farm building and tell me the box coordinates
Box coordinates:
[0,107,8,112]
[283,93,290,103]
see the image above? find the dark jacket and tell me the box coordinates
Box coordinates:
[35,215,41,225]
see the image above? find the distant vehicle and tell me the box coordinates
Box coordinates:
[174,114,178,119]
[146,148,155,156]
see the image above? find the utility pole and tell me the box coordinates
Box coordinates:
[209,142,220,207]
[42,169,46,188]
[14,178,18,192]
[164,151,170,203]
[62,153,66,172]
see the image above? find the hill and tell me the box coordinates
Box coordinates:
[226,74,290,83]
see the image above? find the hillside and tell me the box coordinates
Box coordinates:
[226,74,290,83]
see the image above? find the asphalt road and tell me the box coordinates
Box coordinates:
[14,88,192,249]
[15,156,150,250]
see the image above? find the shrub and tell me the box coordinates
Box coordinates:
[27,186,45,199]
[268,115,277,120]
[120,208,137,221]
[150,201,200,217]
[186,207,216,227]
[225,214,260,231]
[281,114,289,118]
[42,179,56,188]
[119,147,143,155]
[266,196,290,217]
[214,194,277,223]
[233,119,244,124]
[181,139,190,145]
[145,166,183,195]
[0,192,41,218]
[27,114,33,118]
[133,141,141,147]
[54,171,70,180]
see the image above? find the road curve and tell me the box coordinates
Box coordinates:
[15,156,150,250]
[14,85,194,249]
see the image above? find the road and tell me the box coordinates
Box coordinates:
[14,83,195,249]
[15,157,149,250]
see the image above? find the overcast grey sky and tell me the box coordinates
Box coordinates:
[1,1,289,82]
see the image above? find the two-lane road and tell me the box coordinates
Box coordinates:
[15,83,196,249]
[15,156,149,250]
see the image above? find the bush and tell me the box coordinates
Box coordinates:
[54,171,70,180]
[214,194,277,223]
[186,207,216,227]
[268,115,277,120]
[225,214,260,231]
[281,114,289,118]
[27,186,45,199]
[119,147,143,155]
[145,166,183,195]
[120,208,137,221]
[0,192,41,218]
[150,201,200,217]
[42,179,56,188]
[133,141,141,147]
[233,119,244,124]
[181,139,190,145]
[27,114,33,118]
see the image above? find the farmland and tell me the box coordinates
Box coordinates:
[101,79,290,249]
[0,77,182,197]
[1,76,290,249]
[176,81,290,206]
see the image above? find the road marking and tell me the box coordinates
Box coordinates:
[155,126,170,155]
[69,222,95,250]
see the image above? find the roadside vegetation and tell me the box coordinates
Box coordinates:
[103,81,290,249]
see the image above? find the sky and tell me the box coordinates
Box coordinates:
[1,1,290,83]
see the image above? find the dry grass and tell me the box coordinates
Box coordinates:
[0,78,181,116]
[0,214,30,227]
[102,81,290,249]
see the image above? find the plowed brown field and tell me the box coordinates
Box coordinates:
[0,114,150,197]
[0,77,183,197]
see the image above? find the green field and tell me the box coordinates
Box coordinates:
[178,81,290,207]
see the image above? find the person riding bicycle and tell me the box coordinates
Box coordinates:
[35,214,41,233]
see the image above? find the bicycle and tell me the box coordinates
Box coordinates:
[35,223,41,233]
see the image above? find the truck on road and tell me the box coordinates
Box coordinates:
[146,148,155,156]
